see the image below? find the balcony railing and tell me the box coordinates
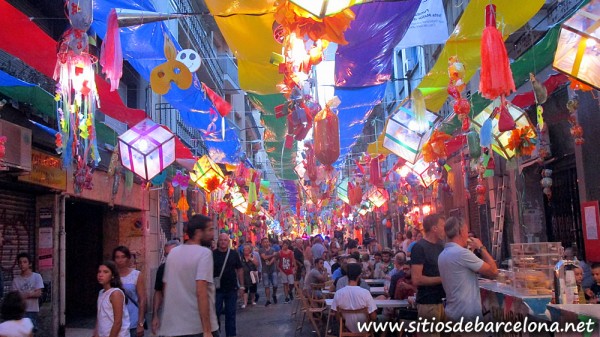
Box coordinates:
[154,102,208,156]
[218,53,239,88]
[169,0,224,95]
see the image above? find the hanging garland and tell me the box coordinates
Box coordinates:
[507,126,537,157]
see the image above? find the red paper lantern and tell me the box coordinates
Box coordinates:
[313,106,340,167]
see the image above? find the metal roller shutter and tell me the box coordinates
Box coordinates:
[0,188,36,294]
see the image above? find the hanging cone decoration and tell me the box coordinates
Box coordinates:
[177,190,189,213]
[100,9,123,92]
[202,82,232,117]
[479,4,515,100]
[497,97,515,132]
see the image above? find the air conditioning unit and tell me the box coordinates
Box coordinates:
[0,120,32,171]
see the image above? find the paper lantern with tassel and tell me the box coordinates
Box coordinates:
[313,97,340,167]
[190,155,225,192]
[479,4,515,100]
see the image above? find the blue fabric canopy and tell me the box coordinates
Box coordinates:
[334,84,387,166]
[92,0,239,161]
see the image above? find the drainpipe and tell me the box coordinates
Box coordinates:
[57,194,67,336]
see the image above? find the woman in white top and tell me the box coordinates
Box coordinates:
[0,291,33,337]
[94,261,130,337]
[112,246,146,337]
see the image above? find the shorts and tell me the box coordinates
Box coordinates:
[280,272,295,284]
[417,303,446,337]
[262,271,279,287]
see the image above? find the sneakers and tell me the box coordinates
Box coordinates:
[255,293,260,302]
[265,300,271,307]
[284,297,290,304]
[241,304,246,309]
[251,301,257,306]
[272,295,278,304]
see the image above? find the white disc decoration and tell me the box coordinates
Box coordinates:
[176,49,201,72]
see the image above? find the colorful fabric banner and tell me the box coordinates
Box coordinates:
[334,0,421,87]
[0,70,55,118]
[204,0,281,95]
[395,0,449,50]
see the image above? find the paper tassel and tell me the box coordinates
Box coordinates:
[100,9,123,92]
[177,191,189,212]
[412,88,428,133]
[479,4,515,100]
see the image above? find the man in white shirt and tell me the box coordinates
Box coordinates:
[438,217,498,321]
[331,263,377,333]
[157,214,217,337]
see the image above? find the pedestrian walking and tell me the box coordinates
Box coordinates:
[112,246,146,337]
[240,244,259,307]
[259,237,279,306]
[213,233,244,337]
[277,240,295,303]
[151,240,180,335]
[93,261,130,337]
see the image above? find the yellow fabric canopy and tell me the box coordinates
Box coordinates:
[416,0,546,112]
[205,0,282,94]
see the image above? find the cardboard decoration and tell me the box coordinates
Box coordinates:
[176,49,202,72]
[150,33,192,95]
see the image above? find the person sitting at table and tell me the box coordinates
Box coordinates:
[304,258,328,299]
[331,263,378,334]
[360,254,372,279]
[368,238,382,255]
[335,260,371,291]
[331,255,348,282]
[374,249,394,279]
[388,252,416,300]
[369,252,382,277]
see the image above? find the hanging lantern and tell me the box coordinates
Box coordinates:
[230,186,248,214]
[471,101,536,159]
[337,178,350,204]
[366,186,389,208]
[118,119,175,180]
[405,159,435,187]
[383,98,441,164]
[553,0,600,90]
[190,155,226,192]
[313,97,340,167]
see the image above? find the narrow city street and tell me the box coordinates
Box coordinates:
[66,289,314,337]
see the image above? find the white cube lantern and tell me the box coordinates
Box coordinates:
[118,118,175,180]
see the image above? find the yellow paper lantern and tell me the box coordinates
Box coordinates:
[366,186,388,207]
[190,155,225,192]
[118,118,175,180]
[553,0,600,90]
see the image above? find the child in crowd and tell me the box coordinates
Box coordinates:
[574,266,586,304]
[94,261,130,337]
[0,291,33,337]
[585,263,600,304]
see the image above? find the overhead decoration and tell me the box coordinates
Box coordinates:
[405,159,436,187]
[422,130,452,163]
[471,101,536,159]
[118,118,176,180]
[202,83,232,117]
[566,98,585,145]
[479,4,516,100]
[335,0,420,87]
[553,0,600,90]
[447,56,470,131]
[396,0,449,50]
[190,155,225,194]
[507,126,537,157]
[541,169,553,199]
[54,0,101,172]
[313,97,341,168]
[415,0,545,112]
[383,97,440,164]
[176,49,202,73]
[366,186,388,208]
[274,0,355,45]
[150,33,192,95]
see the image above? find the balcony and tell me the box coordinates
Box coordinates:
[153,102,208,156]
[169,0,224,95]
[218,53,240,92]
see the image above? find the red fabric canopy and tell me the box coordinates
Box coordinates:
[0,0,194,159]
[512,74,569,109]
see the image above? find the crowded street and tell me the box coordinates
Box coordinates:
[1,0,600,336]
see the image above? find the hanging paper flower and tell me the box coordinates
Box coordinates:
[507,126,537,157]
[205,175,223,193]
[422,131,452,163]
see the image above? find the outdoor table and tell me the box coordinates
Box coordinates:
[324,298,409,336]
[364,279,386,286]
[370,286,386,296]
